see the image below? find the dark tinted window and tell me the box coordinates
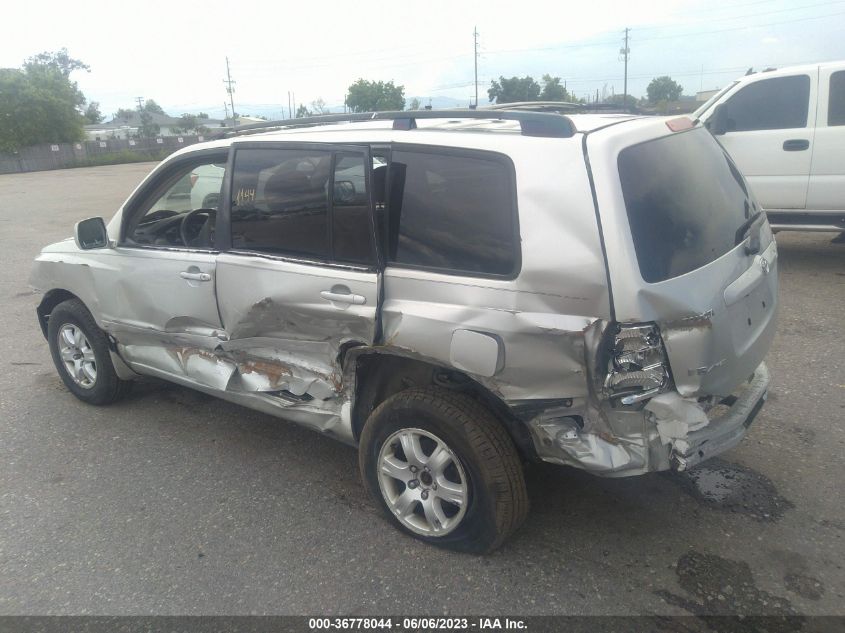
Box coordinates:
[724,75,810,131]
[829,71,845,126]
[619,128,755,283]
[231,149,330,259]
[332,152,375,264]
[387,149,516,276]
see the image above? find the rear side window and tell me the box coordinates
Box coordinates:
[619,128,755,283]
[829,71,845,126]
[386,149,517,276]
[723,75,810,131]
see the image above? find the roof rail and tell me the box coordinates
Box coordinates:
[485,101,639,114]
[217,108,576,139]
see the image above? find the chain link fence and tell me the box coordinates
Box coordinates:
[0,135,214,174]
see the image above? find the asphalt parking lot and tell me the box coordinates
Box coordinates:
[0,162,843,618]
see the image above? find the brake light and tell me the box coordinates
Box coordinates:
[190,173,199,188]
[604,323,669,405]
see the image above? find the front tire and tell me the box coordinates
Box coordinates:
[359,387,528,553]
[47,298,132,405]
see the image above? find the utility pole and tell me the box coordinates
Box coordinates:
[135,96,144,112]
[620,28,630,110]
[473,27,479,108]
[288,92,292,119]
[224,57,237,128]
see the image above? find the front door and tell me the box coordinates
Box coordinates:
[214,142,380,401]
[715,72,817,210]
[97,149,229,387]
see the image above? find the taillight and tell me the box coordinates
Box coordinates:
[604,323,669,405]
[190,173,199,188]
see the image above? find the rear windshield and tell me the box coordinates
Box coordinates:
[618,127,754,283]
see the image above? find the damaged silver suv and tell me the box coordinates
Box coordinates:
[31,109,778,552]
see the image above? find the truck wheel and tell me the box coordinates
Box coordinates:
[359,387,528,553]
[47,298,132,405]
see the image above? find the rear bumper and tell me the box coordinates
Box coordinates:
[526,363,770,476]
[669,363,769,471]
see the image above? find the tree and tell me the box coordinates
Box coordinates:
[487,76,541,104]
[143,99,165,115]
[24,48,89,77]
[295,104,311,118]
[114,108,135,122]
[345,79,405,112]
[540,75,569,101]
[83,102,103,124]
[408,97,421,110]
[0,49,89,152]
[647,76,683,103]
[311,97,329,114]
[138,111,159,138]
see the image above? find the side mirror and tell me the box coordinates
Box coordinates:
[708,103,729,136]
[74,217,110,250]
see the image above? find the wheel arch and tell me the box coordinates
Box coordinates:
[36,289,82,339]
[345,349,538,462]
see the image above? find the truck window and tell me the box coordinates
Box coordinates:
[618,128,754,283]
[829,71,845,126]
[722,75,810,132]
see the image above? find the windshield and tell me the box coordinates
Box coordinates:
[692,81,738,119]
[618,127,756,283]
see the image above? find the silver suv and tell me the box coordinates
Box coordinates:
[30,110,778,552]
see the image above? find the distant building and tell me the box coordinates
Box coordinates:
[696,89,720,102]
[84,112,225,140]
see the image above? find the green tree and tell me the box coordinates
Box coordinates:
[295,104,311,118]
[138,110,159,138]
[487,75,541,104]
[83,102,104,124]
[143,99,165,115]
[345,79,405,112]
[540,75,569,101]
[646,76,683,103]
[408,97,421,110]
[114,108,135,122]
[0,49,89,151]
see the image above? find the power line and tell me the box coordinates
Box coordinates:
[224,57,236,128]
[620,28,630,108]
[473,27,480,109]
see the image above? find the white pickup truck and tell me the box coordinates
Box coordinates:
[695,61,845,233]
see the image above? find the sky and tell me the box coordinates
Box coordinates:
[2,0,844,120]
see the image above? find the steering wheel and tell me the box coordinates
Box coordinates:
[180,208,216,246]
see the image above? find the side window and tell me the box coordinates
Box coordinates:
[829,71,845,126]
[332,152,376,264]
[230,149,331,259]
[387,149,517,276]
[723,75,810,131]
[125,156,226,248]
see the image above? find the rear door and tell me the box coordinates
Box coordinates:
[807,67,845,210]
[713,72,817,209]
[588,122,778,398]
[214,142,379,399]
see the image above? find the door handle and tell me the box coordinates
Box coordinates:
[320,290,366,305]
[783,139,809,151]
[180,271,212,282]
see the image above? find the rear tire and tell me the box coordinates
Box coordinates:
[359,386,528,553]
[47,298,132,405]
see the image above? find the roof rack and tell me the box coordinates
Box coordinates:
[217,108,576,139]
[485,101,639,114]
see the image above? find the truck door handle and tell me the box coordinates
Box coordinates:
[783,139,809,151]
[320,290,366,305]
[180,271,212,282]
